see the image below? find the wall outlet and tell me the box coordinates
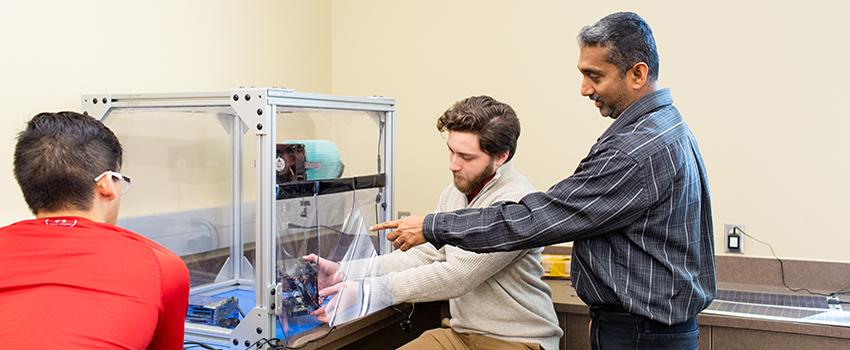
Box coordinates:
[724,224,745,253]
[397,211,411,219]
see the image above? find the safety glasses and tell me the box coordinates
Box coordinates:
[94,170,132,196]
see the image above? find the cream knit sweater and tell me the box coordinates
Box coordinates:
[370,163,562,350]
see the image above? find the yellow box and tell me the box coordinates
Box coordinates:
[541,254,570,279]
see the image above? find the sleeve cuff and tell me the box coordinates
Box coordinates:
[422,213,445,249]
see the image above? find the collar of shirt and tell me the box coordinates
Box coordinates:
[35,216,93,228]
[463,161,514,205]
[466,171,497,203]
[597,88,674,143]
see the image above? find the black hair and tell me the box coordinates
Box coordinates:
[13,111,123,214]
[578,12,660,81]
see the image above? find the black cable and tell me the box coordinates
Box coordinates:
[184,327,338,350]
[391,303,416,332]
[249,337,283,350]
[391,303,415,320]
[733,227,850,297]
[242,326,337,350]
[244,337,282,350]
[830,283,850,296]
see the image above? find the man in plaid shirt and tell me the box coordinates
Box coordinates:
[373,12,715,350]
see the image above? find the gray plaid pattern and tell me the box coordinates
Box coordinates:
[423,89,716,325]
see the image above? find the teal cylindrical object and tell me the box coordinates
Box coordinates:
[285,139,343,180]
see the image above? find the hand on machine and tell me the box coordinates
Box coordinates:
[277,258,321,319]
[300,254,368,325]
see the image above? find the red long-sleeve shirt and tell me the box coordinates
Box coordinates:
[0,217,189,349]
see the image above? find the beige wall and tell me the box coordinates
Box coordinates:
[0,0,331,220]
[3,1,847,263]
[330,1,850,262]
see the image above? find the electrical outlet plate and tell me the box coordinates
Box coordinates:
[724,224,745,253]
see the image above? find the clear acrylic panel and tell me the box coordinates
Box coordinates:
[319,188,388,327]
[275,193,321,340]
[272,107,388,342]
[319,189,382,259]
[274,188,384,342]
[104,107,237,288]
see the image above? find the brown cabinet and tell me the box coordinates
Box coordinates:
[710,326,849,350]
[555,311,850,350]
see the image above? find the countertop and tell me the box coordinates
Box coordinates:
[545,278,850,340]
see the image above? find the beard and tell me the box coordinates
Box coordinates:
[591,88,630,119]
[453,161,496,197]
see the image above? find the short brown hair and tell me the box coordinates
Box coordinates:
[436,95,520,162]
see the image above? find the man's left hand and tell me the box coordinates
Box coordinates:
[311,280,361,324]
[370,215,427,251]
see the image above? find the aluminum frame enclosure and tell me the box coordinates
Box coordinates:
[82,88,396,348]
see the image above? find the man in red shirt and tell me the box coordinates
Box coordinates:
[0,111,190,349]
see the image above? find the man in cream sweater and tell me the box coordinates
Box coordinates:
[311,96,562,350]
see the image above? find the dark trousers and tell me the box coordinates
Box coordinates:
[589,306,698,350]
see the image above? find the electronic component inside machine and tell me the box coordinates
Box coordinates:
[186,296,243,329]
[278,258,320,318]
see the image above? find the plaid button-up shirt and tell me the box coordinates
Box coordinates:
[423,88,716,325]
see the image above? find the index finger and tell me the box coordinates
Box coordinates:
[369,220,400,231]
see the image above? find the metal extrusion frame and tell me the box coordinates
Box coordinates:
[84,88,396,348]
[380,110,396,254]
